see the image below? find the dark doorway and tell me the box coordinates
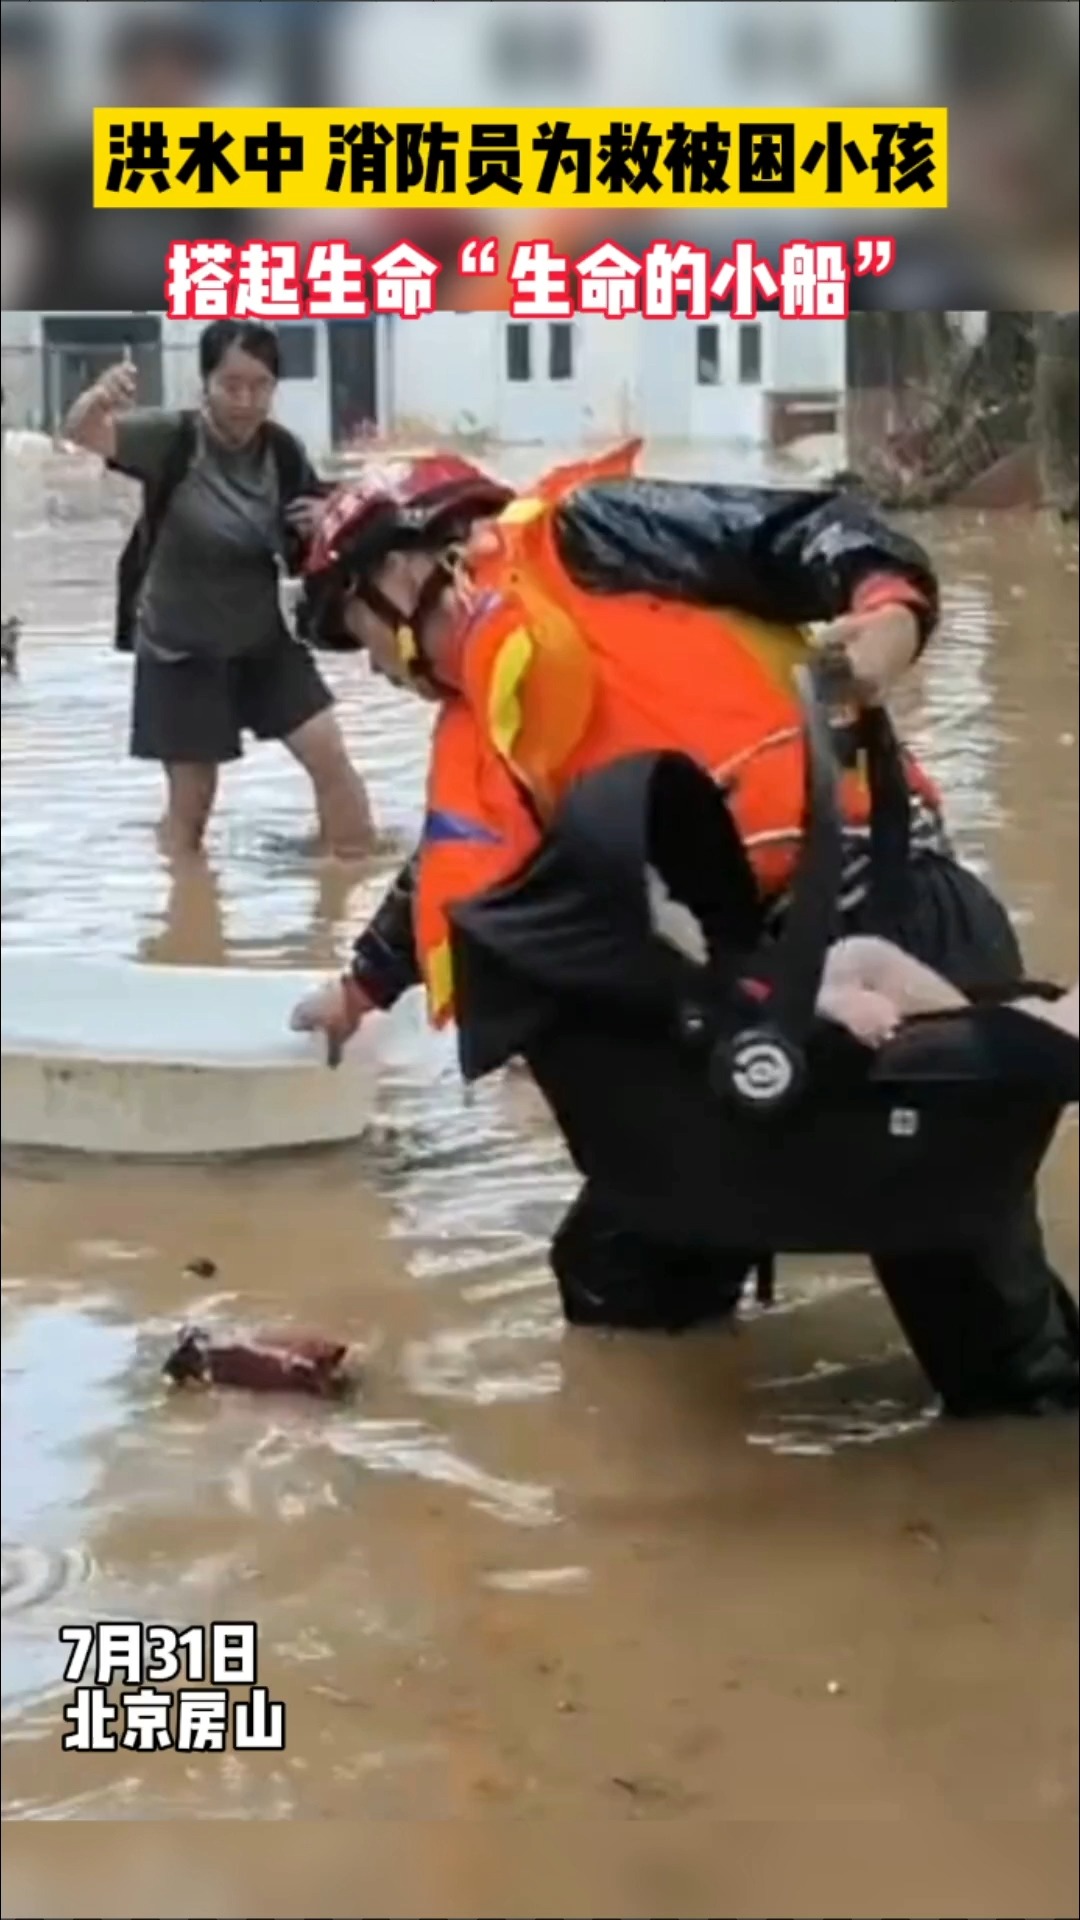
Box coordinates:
[41,314,162,432]
[327,319,378,448]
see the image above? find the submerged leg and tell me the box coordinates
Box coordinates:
[285,709,375,860]
[236,639,376,859]
[160,764,218,856]
[551,1185,752,1333]
[872,1206,1079,1416]
[852,855,1078,1415]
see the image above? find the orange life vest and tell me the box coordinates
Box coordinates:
[415,442,939,1026]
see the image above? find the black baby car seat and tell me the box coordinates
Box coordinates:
[445,664,1078,1407]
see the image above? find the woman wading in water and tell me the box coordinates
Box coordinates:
[65,319,375,859]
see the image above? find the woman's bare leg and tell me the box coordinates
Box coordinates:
[159,764,218,857]
[285,709,375,859]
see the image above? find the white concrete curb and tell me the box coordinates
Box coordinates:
[1,954,383,1158]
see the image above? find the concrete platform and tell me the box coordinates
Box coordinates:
[1,953,385,1158]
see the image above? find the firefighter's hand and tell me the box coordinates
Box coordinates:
[814,605,921,707]
[289,975,373,1069]
[94,361,138,411]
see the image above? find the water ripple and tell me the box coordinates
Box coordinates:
[1,1542,96,1617]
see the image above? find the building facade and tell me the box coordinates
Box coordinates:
[2,310,847,459]
[387,310,846,450]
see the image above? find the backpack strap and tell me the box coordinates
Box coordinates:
[113,411,199,652]
[266,420,313,501]
[266,421,327,577]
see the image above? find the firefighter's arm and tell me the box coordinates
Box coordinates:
[552,479,936,678]
[337,717,544,1023]
[288,854,420,1064]
[348,852,422,1009]
[740,485,934,702]
[753,486,938,660]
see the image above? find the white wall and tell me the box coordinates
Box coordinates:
[387,314,500,437]
[387,312,636,443]
[767,319,846,394]
[496,315,636,443]
[0,313,43,429]
[0,313,40,350]
[158,320,202,410]
[636,316,768,444]
[272,325,332,458]
[692,318,767,444]
[636,314,846,447]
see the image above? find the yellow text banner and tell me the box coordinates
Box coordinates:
[94,109,948,211]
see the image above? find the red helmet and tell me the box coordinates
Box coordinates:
[305,454,515,582]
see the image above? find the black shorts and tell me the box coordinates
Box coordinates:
[130,638,334,767]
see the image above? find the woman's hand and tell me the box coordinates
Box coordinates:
[93,361,138,411]
[62,360,137,457]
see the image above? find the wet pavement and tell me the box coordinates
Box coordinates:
[1,445,1077,1917]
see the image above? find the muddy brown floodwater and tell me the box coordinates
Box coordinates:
[1,447,1077,1920]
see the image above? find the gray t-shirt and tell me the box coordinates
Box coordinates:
[114,409,292,662]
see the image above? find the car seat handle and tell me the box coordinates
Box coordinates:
[753,663,847,1053]
[803,655,913,932]
[740,661,913,1052]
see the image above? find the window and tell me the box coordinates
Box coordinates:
[506,322,531,382]
[277,323,317,382]
[695,324,721,386]
[548,322,574,381]
[738,323,763,386]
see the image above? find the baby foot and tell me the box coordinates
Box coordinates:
[819,984,902,1047]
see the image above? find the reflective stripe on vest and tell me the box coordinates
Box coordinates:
[415,700,541,1024]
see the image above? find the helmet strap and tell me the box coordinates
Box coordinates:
[356,554,457,687]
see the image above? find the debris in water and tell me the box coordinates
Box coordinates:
[902,1520,943,1553]
[484,1566,589,1595]
[1,618,20,677]
[609,1773,690,1807]
[826,1679,844,1696]
[163,1326,356,1399]
[184,1257,218,1279]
